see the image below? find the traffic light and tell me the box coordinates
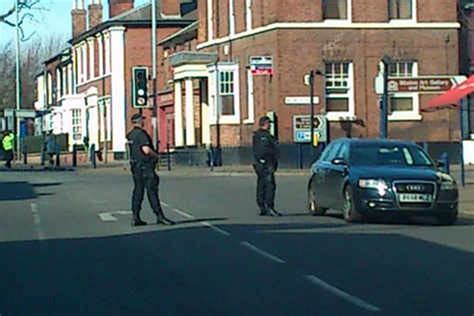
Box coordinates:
[132,67,149,108]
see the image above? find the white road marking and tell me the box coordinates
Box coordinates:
[240,241,286,264]
[30,203,46,240]
[115,211,133,215]
[98,213,118,222]
[171,208,194,219]
[201,221,231,236]
[305,275,381,312]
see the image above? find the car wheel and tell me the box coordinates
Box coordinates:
[436,212,458,226]
[308,185,327,216]
[342,186,362,223]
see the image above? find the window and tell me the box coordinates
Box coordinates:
[88,38,95,79]
[82,44,88,81]
[208,63,240,124]
[219,71,235,115]
[324,62,355,120]
[246,0,252,31]
[244,69,254,123]
[228,0,235,35]
[104,33,111,74]
[323,0,349,20]
[321,142,343,162]
[97,34,103,76]
[387,61,421,120]
[72,109,82,141]
[207,0,213,40]
[389,0,415,20]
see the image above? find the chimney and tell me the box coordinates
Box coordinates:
[71,0,87,38]
[108,0,134,18]
[161,0,181,16]
[88,0,103,29]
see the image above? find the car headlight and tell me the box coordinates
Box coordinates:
[437,172,457,190]
[358,179,389,196]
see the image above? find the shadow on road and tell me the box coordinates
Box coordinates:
[0,222,472,316]
[0,181,62,202]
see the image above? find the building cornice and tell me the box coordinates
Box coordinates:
[197,22,461,50]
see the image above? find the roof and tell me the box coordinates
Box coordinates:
[159,21,198,46]
[334,138,417,146]
[70,1,197,45]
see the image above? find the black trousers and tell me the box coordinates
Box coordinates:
[131,163,164,220]
[4,150,13,168]
[254,163,276,210]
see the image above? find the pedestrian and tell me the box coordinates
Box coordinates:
[126,113,175,226]
[2,130,14,169]
[252,116,282,216]
[45,131,57,166]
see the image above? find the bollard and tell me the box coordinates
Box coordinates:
[72,145,77,168]
[55,152,60,167]
[90,144,97,169]
[22,143,28,165]
[166,143,171,171]
[209,145,215,172]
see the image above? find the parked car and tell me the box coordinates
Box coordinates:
[308,138,458,225]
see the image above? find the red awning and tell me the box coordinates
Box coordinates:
[422,75,474,112]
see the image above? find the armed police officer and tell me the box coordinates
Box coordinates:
[252,116,282,216]
[126,114,175,226]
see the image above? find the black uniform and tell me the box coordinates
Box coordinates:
[252,128,279,213]
[126,127,165,223]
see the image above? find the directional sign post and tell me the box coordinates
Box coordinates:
[293,115,327,143]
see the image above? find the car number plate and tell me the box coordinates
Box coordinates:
[399,193,433,203]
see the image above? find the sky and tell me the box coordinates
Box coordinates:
[0,0,149,46]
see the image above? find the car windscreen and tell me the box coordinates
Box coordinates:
[350,144,434,167]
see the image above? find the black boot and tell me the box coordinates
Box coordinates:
[157,216,176,225]
[132,218,147,226]
[267,207,282,217]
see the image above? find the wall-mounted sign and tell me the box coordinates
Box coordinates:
[250,56,273,76]
[285,96,320,105]
[387,77,453,93]
[293,115,327,143]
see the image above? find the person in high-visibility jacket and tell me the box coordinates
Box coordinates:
[2,130,14,168]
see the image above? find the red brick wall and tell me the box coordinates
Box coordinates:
[197,0,207,43]
[200,26,459,146]
[352,0,388,22]
[418,0,457,22]
[277,0,322,22]
[217,0,229,38]
[76,77,112,96]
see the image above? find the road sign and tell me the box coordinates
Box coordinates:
[16,109,36,118]
[285,97,320,105]
[250,56,273,75]
[293,115,327,143]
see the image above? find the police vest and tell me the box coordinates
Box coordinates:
[2,134,14,151]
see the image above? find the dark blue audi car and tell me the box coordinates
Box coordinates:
[308,138,458,225]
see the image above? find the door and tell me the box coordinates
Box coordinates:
[326,142,350,210]
[313,141,342,208]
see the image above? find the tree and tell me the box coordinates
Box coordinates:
[0,34,66,110]
[0,0,45,41]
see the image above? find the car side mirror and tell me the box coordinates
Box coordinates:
[331,158,348,166]
[436,160,445,168]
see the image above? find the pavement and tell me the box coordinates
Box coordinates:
[0,168,473,315]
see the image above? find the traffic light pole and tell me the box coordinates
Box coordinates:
[15,0,21,159]
[151,0,159,165]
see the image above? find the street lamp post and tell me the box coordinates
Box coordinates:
[15,0,21,159]
[309,70,315,150]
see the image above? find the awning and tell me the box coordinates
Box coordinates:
[422,75,474,112]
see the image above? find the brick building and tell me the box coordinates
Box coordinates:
[160,0,464,165]
[36,0,196,155]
